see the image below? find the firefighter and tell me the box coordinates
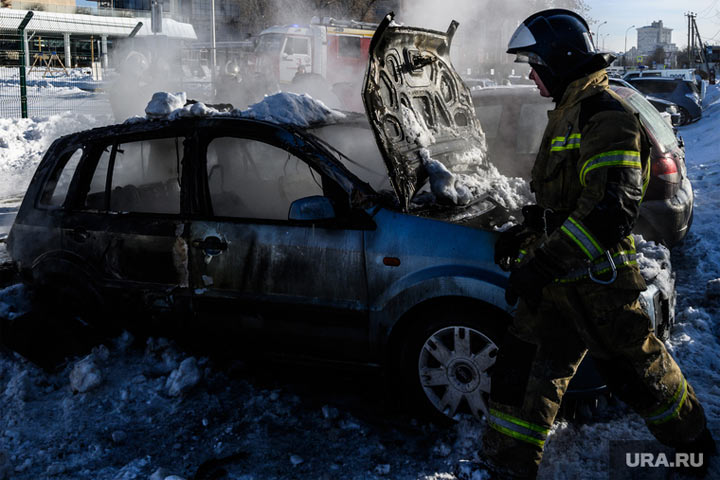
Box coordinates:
[481,9,716,479]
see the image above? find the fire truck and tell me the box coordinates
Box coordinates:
[252,17,376,89]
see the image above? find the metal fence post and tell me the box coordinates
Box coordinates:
[18,11,34,119]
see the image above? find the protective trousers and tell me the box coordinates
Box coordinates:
[481,283,707,478]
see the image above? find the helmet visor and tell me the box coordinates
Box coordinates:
[507,24,537,51]
[513,51,548,67]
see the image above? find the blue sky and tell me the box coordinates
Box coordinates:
[588,0,720,52]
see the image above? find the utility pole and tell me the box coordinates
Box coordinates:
[687,12,692,69]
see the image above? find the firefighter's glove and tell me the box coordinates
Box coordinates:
[494,224,532,271]
[505,255,554,312]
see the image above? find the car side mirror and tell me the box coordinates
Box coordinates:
[288,196,336,221]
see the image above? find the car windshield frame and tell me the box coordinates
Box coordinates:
[255,33,285,54]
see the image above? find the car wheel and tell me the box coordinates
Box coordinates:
[30,276,113,367]
[394,310,504,423]
[678,106,691,126]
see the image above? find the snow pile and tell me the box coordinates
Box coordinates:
[138,91,347,128]
[421,150,473,205]
[0,113,109,198]
[635,235,675,299]
[145,92,188,118]
[234,91,347,127]
[399,98,532,210]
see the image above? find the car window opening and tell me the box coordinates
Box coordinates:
[206,137,323,220]
[40,147,84,207]
[84,137,184,215]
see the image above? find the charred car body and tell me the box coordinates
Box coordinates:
[6,15,674,421]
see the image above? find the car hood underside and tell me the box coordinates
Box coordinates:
[362,13,488,211]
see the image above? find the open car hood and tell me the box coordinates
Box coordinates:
[362,13,487,211]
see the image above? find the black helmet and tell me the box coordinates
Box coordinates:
[507,9,613,97]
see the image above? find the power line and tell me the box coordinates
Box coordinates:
[698,0,719,17]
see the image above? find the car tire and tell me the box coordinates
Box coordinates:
[678,106,691,126]
[30,275,114,367]
[392,307,505,423]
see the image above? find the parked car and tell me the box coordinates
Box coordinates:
[625,76,702,125]
[5,18,674,423]
[471,84,693,248]
[608,77,681,126]
[463,77,498,90]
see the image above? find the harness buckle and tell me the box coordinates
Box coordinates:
[588,250,617,285]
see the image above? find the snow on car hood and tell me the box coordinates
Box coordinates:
[363,13,489,211]
[139,91,346,127]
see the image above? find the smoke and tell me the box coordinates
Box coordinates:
[108,36,196,122]
[396,0,584,76]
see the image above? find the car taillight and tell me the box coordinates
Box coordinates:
[647,155,680,199]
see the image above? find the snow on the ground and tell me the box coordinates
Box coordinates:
[0,86,719,479]
[0,112,111,198]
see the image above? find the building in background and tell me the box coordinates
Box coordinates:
[633,20,678,67]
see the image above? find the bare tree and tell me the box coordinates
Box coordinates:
[647,46,666,67]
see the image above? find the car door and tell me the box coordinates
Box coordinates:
[280,35,312,83]
[61,127,191,313]
[187,123,371,360]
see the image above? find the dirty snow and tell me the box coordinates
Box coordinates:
[0,85,719,479]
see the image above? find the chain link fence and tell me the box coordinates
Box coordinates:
[0,10,111,118]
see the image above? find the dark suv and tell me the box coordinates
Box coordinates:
[626,77,702,125]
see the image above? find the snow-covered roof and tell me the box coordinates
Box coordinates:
[0,9,196,40]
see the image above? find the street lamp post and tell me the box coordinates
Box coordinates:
[595,20,607,48]
[601,33,610,51]
[624,25,635,70]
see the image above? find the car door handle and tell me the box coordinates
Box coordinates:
[69,228,88,242]
[192,236,228,255]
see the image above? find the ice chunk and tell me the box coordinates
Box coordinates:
[145,92,187,118]
[69,355,103,393]
[290,455,304,466]
[165,357,201,396]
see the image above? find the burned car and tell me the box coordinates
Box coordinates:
[6,16,673,422]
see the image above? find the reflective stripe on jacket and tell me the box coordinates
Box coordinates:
[529,70,650,288]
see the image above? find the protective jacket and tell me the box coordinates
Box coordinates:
[483,69,709,480]
[528,70,650,288]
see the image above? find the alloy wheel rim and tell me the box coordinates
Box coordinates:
[418,325,497,419]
